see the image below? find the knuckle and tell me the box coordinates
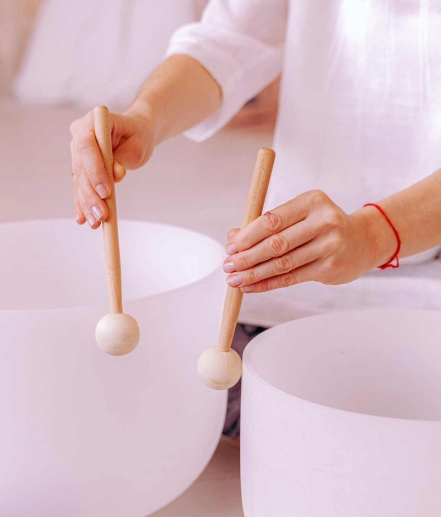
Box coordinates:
[245,268,257,285]
[328,255,341,271]
[309,189,329,208]
[321,208,345,232]
[275,254,295,274]
[330,231,345,251]
[268,234,290,256]
[76,135,95,154]
[84,191,98,207]
[70,112,92,136]
[259,279,270,293]
[87,165,106,181]
[281,271,297,288]
[263,211,284,233]
[236,254,249,271]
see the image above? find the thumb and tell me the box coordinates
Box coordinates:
[113,135,147,170]
[113,161,126,183]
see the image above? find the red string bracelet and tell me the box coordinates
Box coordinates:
[363,203,401,269]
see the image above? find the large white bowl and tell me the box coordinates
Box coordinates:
[0,219,227,517]
[241,309,441,516]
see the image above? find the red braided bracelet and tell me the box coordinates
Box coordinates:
[363,203,401,269]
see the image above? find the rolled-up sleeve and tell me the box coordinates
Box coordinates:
[166,0,288,141]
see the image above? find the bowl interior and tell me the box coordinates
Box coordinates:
[247,309,441,420]
[0,219,224,310]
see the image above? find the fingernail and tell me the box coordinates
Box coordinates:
[96,184,108,199]
[75,213,82,224]
[92,205,103,221]
[227,274,243,287]
[241,284,256,293]
[223,262,236,273]
[86,214,96,227]
[226,243,238,255]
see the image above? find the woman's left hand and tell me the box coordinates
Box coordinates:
[223,190,396,293]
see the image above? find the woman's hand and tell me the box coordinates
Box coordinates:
[70,109,155,229]
[223,190,397,293]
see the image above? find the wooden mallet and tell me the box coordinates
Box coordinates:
[93,106,140,356]
[197,147,276,390]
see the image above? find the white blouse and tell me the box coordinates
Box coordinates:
[167,0,441,325]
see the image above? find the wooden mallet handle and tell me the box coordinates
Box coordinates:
[217,147,276,352]
[93,106,123,315]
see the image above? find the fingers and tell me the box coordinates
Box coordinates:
[72,141,85,225]
[240,259,325,294]
[70,112,112,199]
[73,191,85,225]
[71,154,124,226]
[73,169,103,229]
[222,190,350,293]
[224,219,317,274]
[226,238,326,289]
[70,112,110,228]
[71,141,108,229]
[75,129,110,199]
[70,110,155,230]
[227,196,309,254]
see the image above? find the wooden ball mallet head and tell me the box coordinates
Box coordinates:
[197,147,276,390]
[93,106,140,356]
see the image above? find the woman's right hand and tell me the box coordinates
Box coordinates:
[70,110,155,228]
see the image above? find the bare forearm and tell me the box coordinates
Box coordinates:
[353,169,441,265]
[125,55,222,145]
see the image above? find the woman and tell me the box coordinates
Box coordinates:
[70,1,441,435]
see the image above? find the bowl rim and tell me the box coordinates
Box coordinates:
[0,218,226,314]
[243,308,441,425]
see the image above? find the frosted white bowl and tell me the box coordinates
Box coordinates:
[241,309,441,517]
[0,219,227,517]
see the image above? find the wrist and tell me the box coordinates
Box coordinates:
[351,205,398,269]
[124,100,159,145]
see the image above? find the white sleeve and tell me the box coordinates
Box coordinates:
[165,0,288,142]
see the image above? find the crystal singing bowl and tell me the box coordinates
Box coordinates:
[241,309,441,517]
[0,219,227,517]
